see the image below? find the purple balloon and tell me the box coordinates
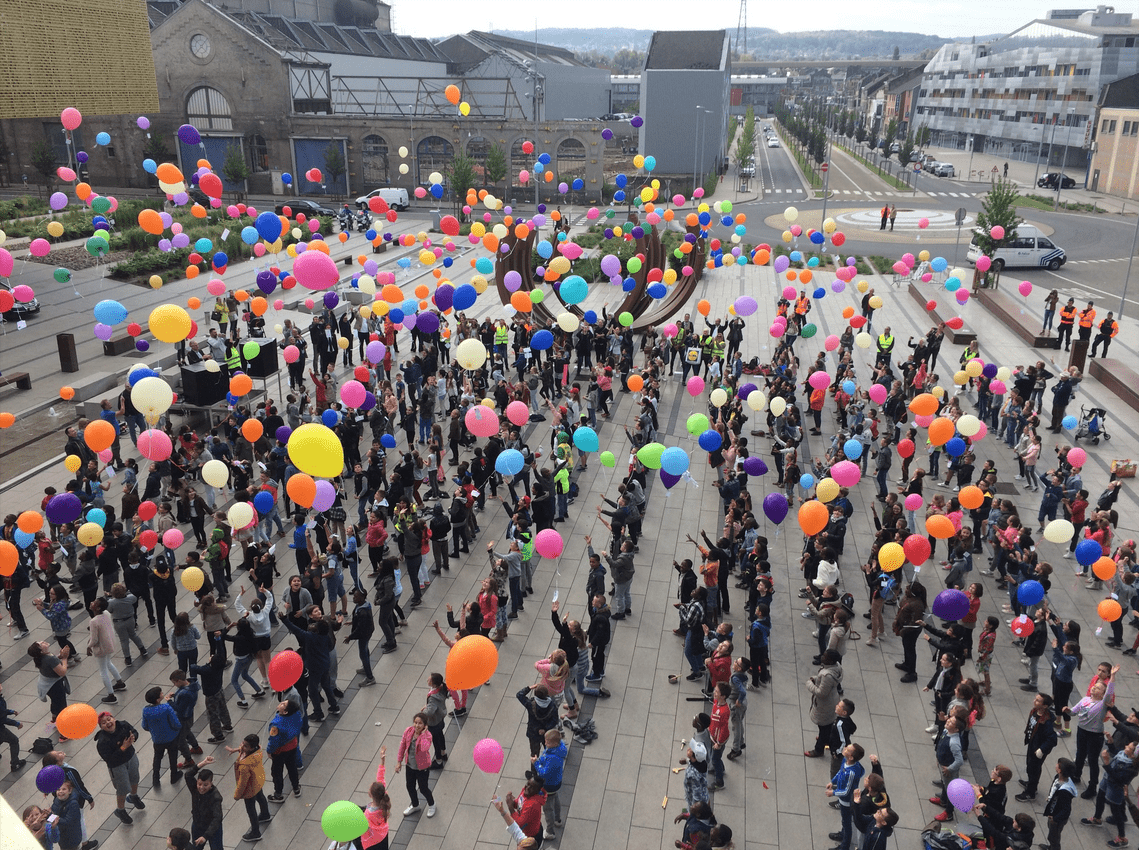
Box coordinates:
[659,470,681,489]
[503,270,522,293]
[172,233,190,249]
[94,322,114,341]
[743,456,767,476]
[50,192,68,211]
[762,492,788,524]
[946,777,977,813]
[257,270,277,294]
[434,283,454,312]
[76,151,88,164]
[932,589,971,622]
[773,255,791,274]
[359,391,377,412]
[734,295,758,316]
[159,212,173,229]
[136,340,150,352]
[173,192,189,206]
[37,765,66,794]
[46,493,83,525]
[158,238,173,252]
[312,480,336,512]
[738,383,757,400]
[275,426,292,443]
[323,292,339,308]
[137,116,150,130]
[366,341,386,363]
[178,123,202,145]
[602,128,613,140]
[417,312,440,335]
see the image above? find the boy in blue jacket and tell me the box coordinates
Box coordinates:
[532,728,568,841]
[169,669,203,758]
[826,743,866,850]
[50,780,91,850]
[141,686,184,785]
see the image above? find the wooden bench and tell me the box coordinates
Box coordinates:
[1088,357,1139,414]
[973,288,1053,348]
[0,371,31,390]
[103,324,149,356]
[906,283,977,345]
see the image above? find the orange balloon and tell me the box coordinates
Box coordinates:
[74,182,92,201]
[663,209,675,222]
[308,241,330,256]
[445,634,499,689]
[382,284,404,303]
[250,296,268,316]
[482,233,500,252]
[697,300,711,316]
[414,284,430,299]
[191,204,207,219]
[339,232,348,243]
[0,540,16,577]
[17,510,43,534]
[786,270,798,281]
[925,514,956,539]
[627,375,644,392]
[515,223,530,239]
[444,84,461,105]
[800,270,813,284]
[909,393,939,417]
[1093,556,1117,582]
[59,386,76,400]
[958,485,984,511]
[188,297,201,309]
[842,306,855,319]
[755,248,770,264]
[1099,599,1123,622]
[798,500,829,536]
[186,266,200,279]
[234,289,249,302]
[83,419,116,452]
[241,419,264,442]
[55,704,98,739]
[510,291,533,312]
[544,171,553,183]
[286,473,316,508]
[550,210,562,221]
[230,374,253,397]
[155,163,183,184]
[928,417,955,447]
[138,208,164,235]
[0,412,14,428]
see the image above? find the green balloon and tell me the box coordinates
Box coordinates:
[687,413,710,435]
[636,441,665,469]
[84,237,107,257]
[321,800,369,843]
[91,197,111,215]
[243,341,261,360]
[53,267,71,283]
[599,450,616,468]
[530,288,544,304]
[801,323,818,339]
[722,201,733,213]
[618,311,634,327]
[605,209,616,219]
[626,257,642,273]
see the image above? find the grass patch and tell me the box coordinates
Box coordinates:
[833,141,912,191]
[1022,193,1105,213]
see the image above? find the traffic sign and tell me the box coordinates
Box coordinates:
[955,207,967,226]
[821,162,829,172]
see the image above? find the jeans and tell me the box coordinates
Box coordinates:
[113,621,147,660]
[1043,309,1055,331]
[1074,726,1104,788]
[575,652,601,696]
[876,467,889,498]
[244,793,271,836]
[192,824,223,850]
[95,654,121,694]
[509,576,523,615]
[556,492,568,520]
[176,647,199,674]
[684,630,705,675]
[210,564,229,599]
[231,654,261,700]
[613,580,632,615]
[710,745,725,785]
[838,803,854,850]
[731,706,747,751]
[357,638,373,680]
[405,767,434,807]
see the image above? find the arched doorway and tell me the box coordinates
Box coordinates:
[362,134,389,187]
[416,136,453,186]
[556,137,587,182]
[467,135,490,187]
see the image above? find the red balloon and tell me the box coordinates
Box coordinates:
[926,300,937,310]
[897,438,915,458]
[353,366,370,382]
[945,317,964,330]
[0,291,13,312]
[127,322,143,337]
[1010,614,1034,638]
[903,533,932,566]
[139,529,158,549]
[199,173,224,198]
[268,649,304,691]
[849,315,867,329]
[189,252,203,265]
[439,215,460,236]
[137,500,158,521]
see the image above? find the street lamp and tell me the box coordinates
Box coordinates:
[1032,124,1044,188]
[406,103,416,185]
[1056,107,1076,208]
[693,105,707,193]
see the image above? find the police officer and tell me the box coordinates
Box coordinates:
[1090,311,1119,358]
[1056,298,1077,351]
[1077,301,1096,344]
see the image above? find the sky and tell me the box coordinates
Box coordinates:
[392,0,1071,40]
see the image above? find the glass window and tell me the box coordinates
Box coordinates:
[186,87,233,131]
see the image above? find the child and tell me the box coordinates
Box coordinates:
[183,756,225,850]
[1041,758,1076,850]
[827,743,866,850]
[141,686,184,785]
[169,670,202,758]
[726,657,748,760]
[859,807,898,850]
[683,741,710,811]
[343,589,376,686]
[976,765,1012,849]
[708,682,731,790]
[748,603,771,687]
[532,728,568,840]
[224,734,272,842]
[190,652,233,744]
[361,746,391,850]
[167,828,192,850]
[50,781,87,850]
[829,699,858,777]
[976,616,998,696]
[41,751,95,839]
[0,681,27,772]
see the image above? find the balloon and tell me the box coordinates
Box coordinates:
[534,528,564,559]
[472,738,505,773]
[294,249,340,290]
[1011,614,1034,637]
[268,649,304,691]
[16,510,42,534]
[1043,519,1074,544]
[904,493,924,512]
[1099,599,1124,622]
[959,486,984,511]
[1067,447,1087,468]
[36,765,67,794]
[201,459,230,488]
[82,419,115,452]
[456,338,487,370]
[904,534,932,566]
[572,427,599,453]
[908,393,939,416]
[947,777,977,813]
[322,801,369,843]
[1093,556,1117,582]
[686,376,705,397]
[506,400,529,427]
[138,429,173,461]
[288,423,344,478]
[933,589,971,622]
[55,703,98,739]
[897,439,915,459]
[770,396,787,417]
[46,493,83,525]
[228,502,255,530]
[465,405,499,438]
[868,384,887,405]
[660,447,690,476]
[149,304,192,343]
[878,542,906,571]
[1076,538,1103,566]
[445,635,499,689]
[816,478,839,503]
[181,565,205,592]
[495,449,525,475]
[132,376,174,419]
[0,540,16,577]
[926,514,956,539]
[599,451,616,468]
[928,417,955,447]
[830,460,861,487]
[798,501,829,536]
[1017,580,1045,606]
[697,430,722,452]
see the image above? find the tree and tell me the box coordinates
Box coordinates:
[484,144,507,188]
[446,152,477,215]
[974,179,1022,257]
[30,140,56,189]
[914,124,932,148]
[222,143,249,198]
[811,128,826,165]
[893,45,900,60]
[323,143,347,197]
[855,124,867,145]
[882,118,899,161]
[734,106,756,170]
[143,134,172,163]
[898,132,916,175]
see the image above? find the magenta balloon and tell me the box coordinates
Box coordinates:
[293,250,339,290]
[0,248,12,277]
[830,460,861,487]
[808,370,830,390]
[868,384,887,404]
[686,376,704,396]
[340,380,366,408]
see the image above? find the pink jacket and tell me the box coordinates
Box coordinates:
[88,611,116,657]
[534,659,567,696]
[397,726,433,770]
[361,762,389,849]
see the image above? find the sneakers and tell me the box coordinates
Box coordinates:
[267,794,285,804]
[237,700,250,708]
[242,831,262,842]
[101,694,118,704]
[329,706,341,716]
[925,724,938,733]
[544,830,556,840]
[403,805,421,816]
[361,678,377,687]
[114,808,133,824]
[426,804,437,818]
[113,680,127,691]
[11,758,27,771]
[293,787,302,798]
[127,794,146,809]
[935,811,954,822]
[598,688,611,698]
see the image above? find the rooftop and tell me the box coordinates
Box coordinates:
[643,30,729,71]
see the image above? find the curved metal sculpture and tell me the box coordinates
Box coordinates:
[495,214,707,331]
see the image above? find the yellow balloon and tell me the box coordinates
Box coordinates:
[472,276,488,294]
[879,541,905,571]
[633,154,645,168]
[228,502,254,529]
[456,338,487,370]
[470,222,486,237]
[201,459,230,488]
[995,366,1011,382]
[77,522,104,547]
[770,396,787,416]
[337,336,349,350]
[181,566,204,592]
[399,163,409,175]
[918,250,931,262]
[663,268,677,284]
[287,423,345,478]
[782,230,793,243]
[931,386,945,399]
[481,397,495,409]
[204,359,220,373]
[398,146,409,158]
[64,454,81,473]
[358,305,372,319]
[373,301,390,316]
[429,172,443,185]
[953,370,968,385]
[957,414,981,437]
[640,187,653,203]
[149,275,163,289]
[710,388,728,408]
[132,376,174,419]
[148,304,192,343]
[1043,519,1075,544]
[965,360,984,378]
[556,311,580,332]
[47,221,64,238]
[492,223,508,240]
[285,244,298,258]
[868,295,883,310]
[357,274,376,294]
[816,477,839,502]
[746,390,767,411]
[822,217,837,234]
[418,250,435,266]
[291,227,302,239]
[784,206,799,223]
[459,101,470,116]
[855,331,873,349]
[856,280,869,293]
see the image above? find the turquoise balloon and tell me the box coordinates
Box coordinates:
[572,426,598,453]
[660,446,690,476]
[560,275,588,305]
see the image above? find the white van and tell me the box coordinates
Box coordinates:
[355,187,409,211]
[966,224,1066,271]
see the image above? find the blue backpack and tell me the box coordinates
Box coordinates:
[880,574,899,603]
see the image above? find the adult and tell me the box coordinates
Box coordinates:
[86,598,126,704]
[804,650,843,758]
[395,712,437,818]
[1089,312,1119,358]
[94,712,145,824]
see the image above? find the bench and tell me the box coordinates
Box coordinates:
[973,288,1052,348]
[0,371,31,390]
[906,283,977,345]
[1088,357,1139,414]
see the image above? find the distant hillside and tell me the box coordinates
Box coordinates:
[489,27,1005,63]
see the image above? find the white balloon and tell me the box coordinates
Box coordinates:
[201,459,229,488]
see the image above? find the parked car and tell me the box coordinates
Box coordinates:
[1037,172,1076,189]
[0,280,40,321]
[275,199,337,217]
[355,187,410,212]
[934,162,956,178]
[767,138,779,148]
[740,161,756,177]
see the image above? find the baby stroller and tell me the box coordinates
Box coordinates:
[1074,405,1111,445]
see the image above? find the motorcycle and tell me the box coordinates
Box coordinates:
[355,210,371,232]
[338,210,353,231]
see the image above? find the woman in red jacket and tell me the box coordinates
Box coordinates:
[395,713,436,818]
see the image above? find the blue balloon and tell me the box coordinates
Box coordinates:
[453,284,477,311]
[945,437,967,457]
[396,257,412,269]
[660,446,690,476]
[945,277,961,292]
[143,158,157,174]
[212,251,228,268]
[799,473,815,489]
[698,429,722,452]
[1076,538,1103,566]
[253,491,275,515]
[321,409,340,427]
[401,298,418,315]
[1062,415,1078,430]
[698,211,711,226]
[572,427,599,453]
[256,211,282,243]
[495,449,525,475]
[648,282,667,299]
[844,439,863,460]
[282,172,293,185]
[842,380,856,396]
[380,433,397,449]
[96,132,111,146]
[13,529,34,549]
[813,287,826,299]
[128,368,159,386]
[530,329,554,351]
[621,277,636,292]
[430,183,444,199]
[538,153,551,165]
[534,162,544,173]
[560,275,588,305]
[241,226,259,245]
[475,256,494,274]
[613,190,625,203]
[583,310,598,325]
[572,178,584,190]
[790,251,803,262]
[86,508,107,528]
[615,173,627,188]
[389,308,404,324]
[810,231,825,245]
[536,240,553,259]
[93,299,128,325]
[931,257,948,272]
[1017,579,1045,606]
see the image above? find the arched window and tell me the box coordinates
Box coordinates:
[416,136,453,185]
[186,86,233,131]
[362,134,389,186]
[556,138,587,181]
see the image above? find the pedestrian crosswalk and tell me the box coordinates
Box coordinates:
[762,188,979,198]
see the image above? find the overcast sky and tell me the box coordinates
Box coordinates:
[394,0,1072,40]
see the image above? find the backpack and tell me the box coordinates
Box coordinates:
[218,540,229,559]
[839,592,856,615]
[879,574,899,603]
[568,481,579,499]
[30,737,55,755]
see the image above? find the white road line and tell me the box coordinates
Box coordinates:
[1043,270,1139,310]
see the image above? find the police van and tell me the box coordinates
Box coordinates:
[966,224,1066,271]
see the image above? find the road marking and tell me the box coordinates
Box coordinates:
[1043,270,1139,310]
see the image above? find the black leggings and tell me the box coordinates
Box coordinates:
[405,766,434,807]
[271,750,300,794]
[154,595,177,647]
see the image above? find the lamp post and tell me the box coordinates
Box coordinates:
[406,104,416,186]
[1056,107,1076,208]
[1032,124,1044,189]
[1119,213,1138,322]
[693,105,707,194]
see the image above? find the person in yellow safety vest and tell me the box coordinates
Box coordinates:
[794,291,811,329]
[1057,298,1077,351]
[553,462,570,522]
[494,320,509,362]
[956,340,980,394]
[1077,301,1096,342]
[1090,311,1120,358]
[700,332,715,368]
[225,340,241,375]
[875,326,895,367]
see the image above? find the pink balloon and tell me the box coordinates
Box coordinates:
[29,238,51,258]
[989,380,1006,395]
[98,448,113,463]
[1067,446,1087,468]
[830,460,861,487]
[472,738,505,773]
[60,107,82,130]
[782,285,797,300]
[505,400,529,427]
[824,334,840,351]
[138,429,173,461]
[976,256,991,272]
[207,279,226,296]
[662,323,678,339]
[769,323,785,338]
[13,284,35,302]
[0,248,12,278]
[283,345,299,364]
[974,421,988,440]
[340,380,366,408]
[534,528,564,559]
[293,249,340,290]
[905,493,924,512]
[1018,281,1033,297]
[808,370,830,390]
[273,299,284,310]
[918,218,929,229]
[686,376,705,397]
[914,414,934,428]
[868,384,887,405]
[162,528,184,549]
[56,167,76,183]
[990,225,1005,240]
[465,405,500,438]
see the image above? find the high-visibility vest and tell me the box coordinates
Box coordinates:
[961,347,979,363]
[877,334,894,353]
[1058,306,1077,325]
[226,349,241,371]
[712,340,726,359]
[776,302,789,318]
[1099,319,1119,338]
[1079,309,1096,328]
[795,296,810,315]
[494,326,508,345]
[701,334,714,355]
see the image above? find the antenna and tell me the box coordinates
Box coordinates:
[735,0,747,57]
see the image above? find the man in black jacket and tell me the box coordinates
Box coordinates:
[184,757,225,850]
[1016,693,1059,801]
[343,589,375,686]
[1047,373,1075,433]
